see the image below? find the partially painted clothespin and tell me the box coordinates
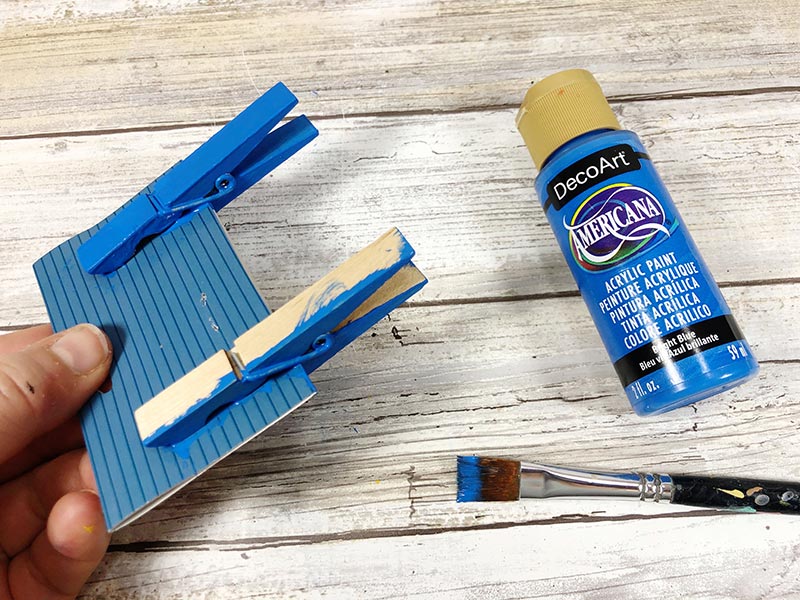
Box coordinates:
[77,81,318,275]
[135,228,426,447]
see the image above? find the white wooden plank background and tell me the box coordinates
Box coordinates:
[1,1,799,598]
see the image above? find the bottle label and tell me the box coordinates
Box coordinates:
[544,143,644,211]
[564,182,672,271]
[537,134,749,393]
[612,314,744,386]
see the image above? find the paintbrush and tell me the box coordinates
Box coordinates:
[456,456,800,514]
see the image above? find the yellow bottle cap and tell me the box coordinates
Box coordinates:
[516,69,621,170]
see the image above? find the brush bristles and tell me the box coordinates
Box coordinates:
[456,456,522,502]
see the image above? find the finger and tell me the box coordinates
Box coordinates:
[0,325,53,355]
[0,418,84,484]
[8,491,109,600]
[0,324,111,464]
[0,450,95,557]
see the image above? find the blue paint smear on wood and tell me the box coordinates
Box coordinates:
[34,207,316,531]
[243,233,418,380]
[303,264,427,374]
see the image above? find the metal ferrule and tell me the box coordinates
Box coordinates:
[519,463,674,502]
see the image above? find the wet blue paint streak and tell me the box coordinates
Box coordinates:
[456,455,483,503]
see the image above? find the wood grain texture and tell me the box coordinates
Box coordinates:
[84,515,800,599]
[105,283,800,545]
[2,1,800,136]
[2,92,799,327]
[1,0,799,598]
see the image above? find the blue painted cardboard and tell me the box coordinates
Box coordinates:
[35,207,317,530]
[32,83,427,530]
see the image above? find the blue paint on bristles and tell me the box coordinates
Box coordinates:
[456,455,483,502]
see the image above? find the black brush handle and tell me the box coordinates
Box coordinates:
[671,475,800,513]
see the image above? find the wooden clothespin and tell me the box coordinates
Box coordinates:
[77,82,318,275]
[135,228,425,447]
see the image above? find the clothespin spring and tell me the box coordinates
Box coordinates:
[161,173,237,214]
[230,333,335,384]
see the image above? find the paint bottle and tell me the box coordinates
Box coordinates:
[515,69,759,415]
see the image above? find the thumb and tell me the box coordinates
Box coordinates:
[0,324,111,463]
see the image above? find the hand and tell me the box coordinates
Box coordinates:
[0,324,113,600]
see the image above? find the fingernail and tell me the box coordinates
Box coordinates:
[51,324,111,374]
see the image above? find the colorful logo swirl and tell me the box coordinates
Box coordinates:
[564,183,671,271]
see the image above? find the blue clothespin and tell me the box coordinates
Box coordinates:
[134,228,427,448]
[77,82,318,275]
